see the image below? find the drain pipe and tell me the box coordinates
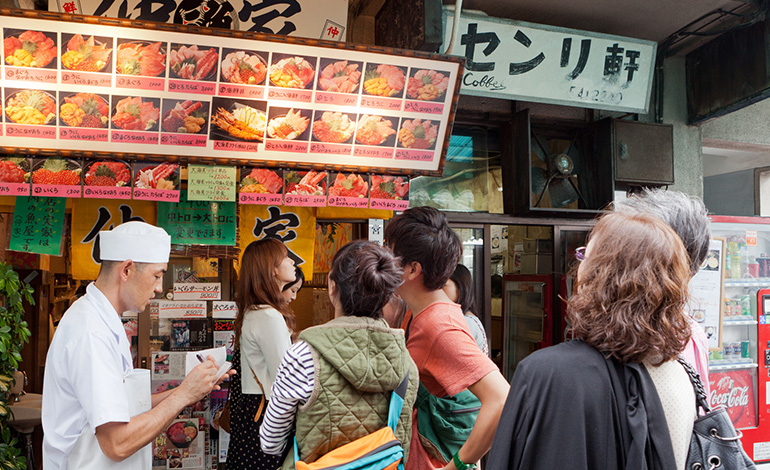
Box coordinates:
[443,0,464,55]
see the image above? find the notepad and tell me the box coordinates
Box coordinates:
[185,347,232,382]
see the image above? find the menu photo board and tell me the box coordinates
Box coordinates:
[0,11,463,176]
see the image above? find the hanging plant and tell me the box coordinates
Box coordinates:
[0,262,34,470]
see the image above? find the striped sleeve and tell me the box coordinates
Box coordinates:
[259,340,315,455]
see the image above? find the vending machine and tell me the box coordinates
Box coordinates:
[708,216,770,462]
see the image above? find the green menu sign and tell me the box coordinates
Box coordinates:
[157,192,237,246]
[9,196,65,256]
[187,165,237,202]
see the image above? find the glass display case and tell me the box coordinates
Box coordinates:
[501,274,552,381]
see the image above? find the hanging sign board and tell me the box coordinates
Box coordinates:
[442,8,656,113]
[688,237,726,350]
[0,11,463,176]
[9,196,65,256]
[187,165,237,202]
[158,300,207,318]
[212,301,237,319]
[157,192,237,246]
[48,0,349,41]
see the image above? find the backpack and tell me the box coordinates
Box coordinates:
[292,371,410,470]
[403,310,481,465]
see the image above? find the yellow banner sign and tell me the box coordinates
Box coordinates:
[238,205,316,279]
[71,199,157,280]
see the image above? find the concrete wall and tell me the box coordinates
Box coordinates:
[703,169,755,216]
[701,96,770,150]
[661,57,705,199]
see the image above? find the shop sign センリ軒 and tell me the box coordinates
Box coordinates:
[442,8,656,113]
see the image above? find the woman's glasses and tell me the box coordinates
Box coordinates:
[575,246,586,262]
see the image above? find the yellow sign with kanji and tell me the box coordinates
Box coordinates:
[238,205,316,279]
[71,199,157,280]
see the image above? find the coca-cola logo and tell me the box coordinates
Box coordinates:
[709,370,756,429]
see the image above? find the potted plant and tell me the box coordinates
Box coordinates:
[0,262,34,470]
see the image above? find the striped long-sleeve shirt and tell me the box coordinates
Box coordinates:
[259,340,315,455]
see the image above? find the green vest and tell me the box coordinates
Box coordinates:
[282,316,418,469]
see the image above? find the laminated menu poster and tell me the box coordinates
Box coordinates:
[688,237,726,350]
[153,417,206,469]
[0,12,461,176]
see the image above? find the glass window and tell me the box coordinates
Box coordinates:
[410,125,502,213]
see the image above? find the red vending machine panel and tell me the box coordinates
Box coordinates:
[709,215,770,462]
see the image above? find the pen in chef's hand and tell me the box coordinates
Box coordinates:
[196,354,205,363]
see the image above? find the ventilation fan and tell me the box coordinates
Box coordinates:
[530,133,588,209]
[503,109,615,216]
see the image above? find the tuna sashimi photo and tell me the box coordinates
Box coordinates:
[112,97,160,131]
[329,173,368,198]
[318,60,361,93]
[169,44,219,80]
[241,168,283,194]
[61,34,112,72]
[116,40,166,77]
[4,30,56,67]
[363,64,405,97]
[370,175,409,200]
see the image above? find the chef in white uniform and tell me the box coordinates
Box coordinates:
[42,221,234,470]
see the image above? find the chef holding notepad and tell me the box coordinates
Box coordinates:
[42,221,236,470]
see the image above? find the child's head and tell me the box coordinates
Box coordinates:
[384,206,461,291]
[329,240,403,318]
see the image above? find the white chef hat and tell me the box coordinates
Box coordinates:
[99,221,171,263]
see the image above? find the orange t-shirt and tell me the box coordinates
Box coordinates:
[405,302,499,470]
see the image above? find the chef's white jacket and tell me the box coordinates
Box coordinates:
[42,283,133,470]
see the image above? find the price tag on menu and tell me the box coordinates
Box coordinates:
[158,300,207,318]
[173,283,222,300]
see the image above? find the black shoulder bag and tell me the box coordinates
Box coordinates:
[678,358,756,470]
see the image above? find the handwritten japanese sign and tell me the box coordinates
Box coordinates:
[173,282,222,300]
[49,0,348,40]
[158,300,207,318]
[443,9,656,113]
[157,192,237,246]
[187,165,237,202]
[212,301,238,319]
[239,204,315,277]
[9,196,65,256]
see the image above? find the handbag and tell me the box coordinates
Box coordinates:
[219,363,265,434]
[292,372,410,470]
[678,358,756,470]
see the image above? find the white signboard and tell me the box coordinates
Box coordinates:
[212,301,238,318]
[158,300,207,318]
[174,282,222,300]
[1,14,461,175]
[688,237,726,350]
[49,0,348,41]
[442,9,656,113]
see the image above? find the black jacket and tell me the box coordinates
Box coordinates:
[487,340,677,470]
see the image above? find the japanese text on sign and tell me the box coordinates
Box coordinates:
[9,196,66,256]
[173,282,222,300]
[158,300,207,318]
[187,165,237,202]
[443,8,656,113]
[157,192,237,246]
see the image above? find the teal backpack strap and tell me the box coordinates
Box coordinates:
[387,370,410,432]
[293,435,300,465]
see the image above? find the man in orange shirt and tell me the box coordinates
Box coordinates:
[385,207,510,470]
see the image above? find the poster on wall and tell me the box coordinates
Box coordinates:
[48,0,348,41]
[688,237,726,350]
[0,12,463,176]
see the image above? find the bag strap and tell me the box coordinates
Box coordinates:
[676,357,710,414]
[249,365,266,423]
[387,370,411,432]
[293,370,411,463]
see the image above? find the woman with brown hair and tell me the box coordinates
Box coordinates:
[487,211,696,470]
[227,238,297,470]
